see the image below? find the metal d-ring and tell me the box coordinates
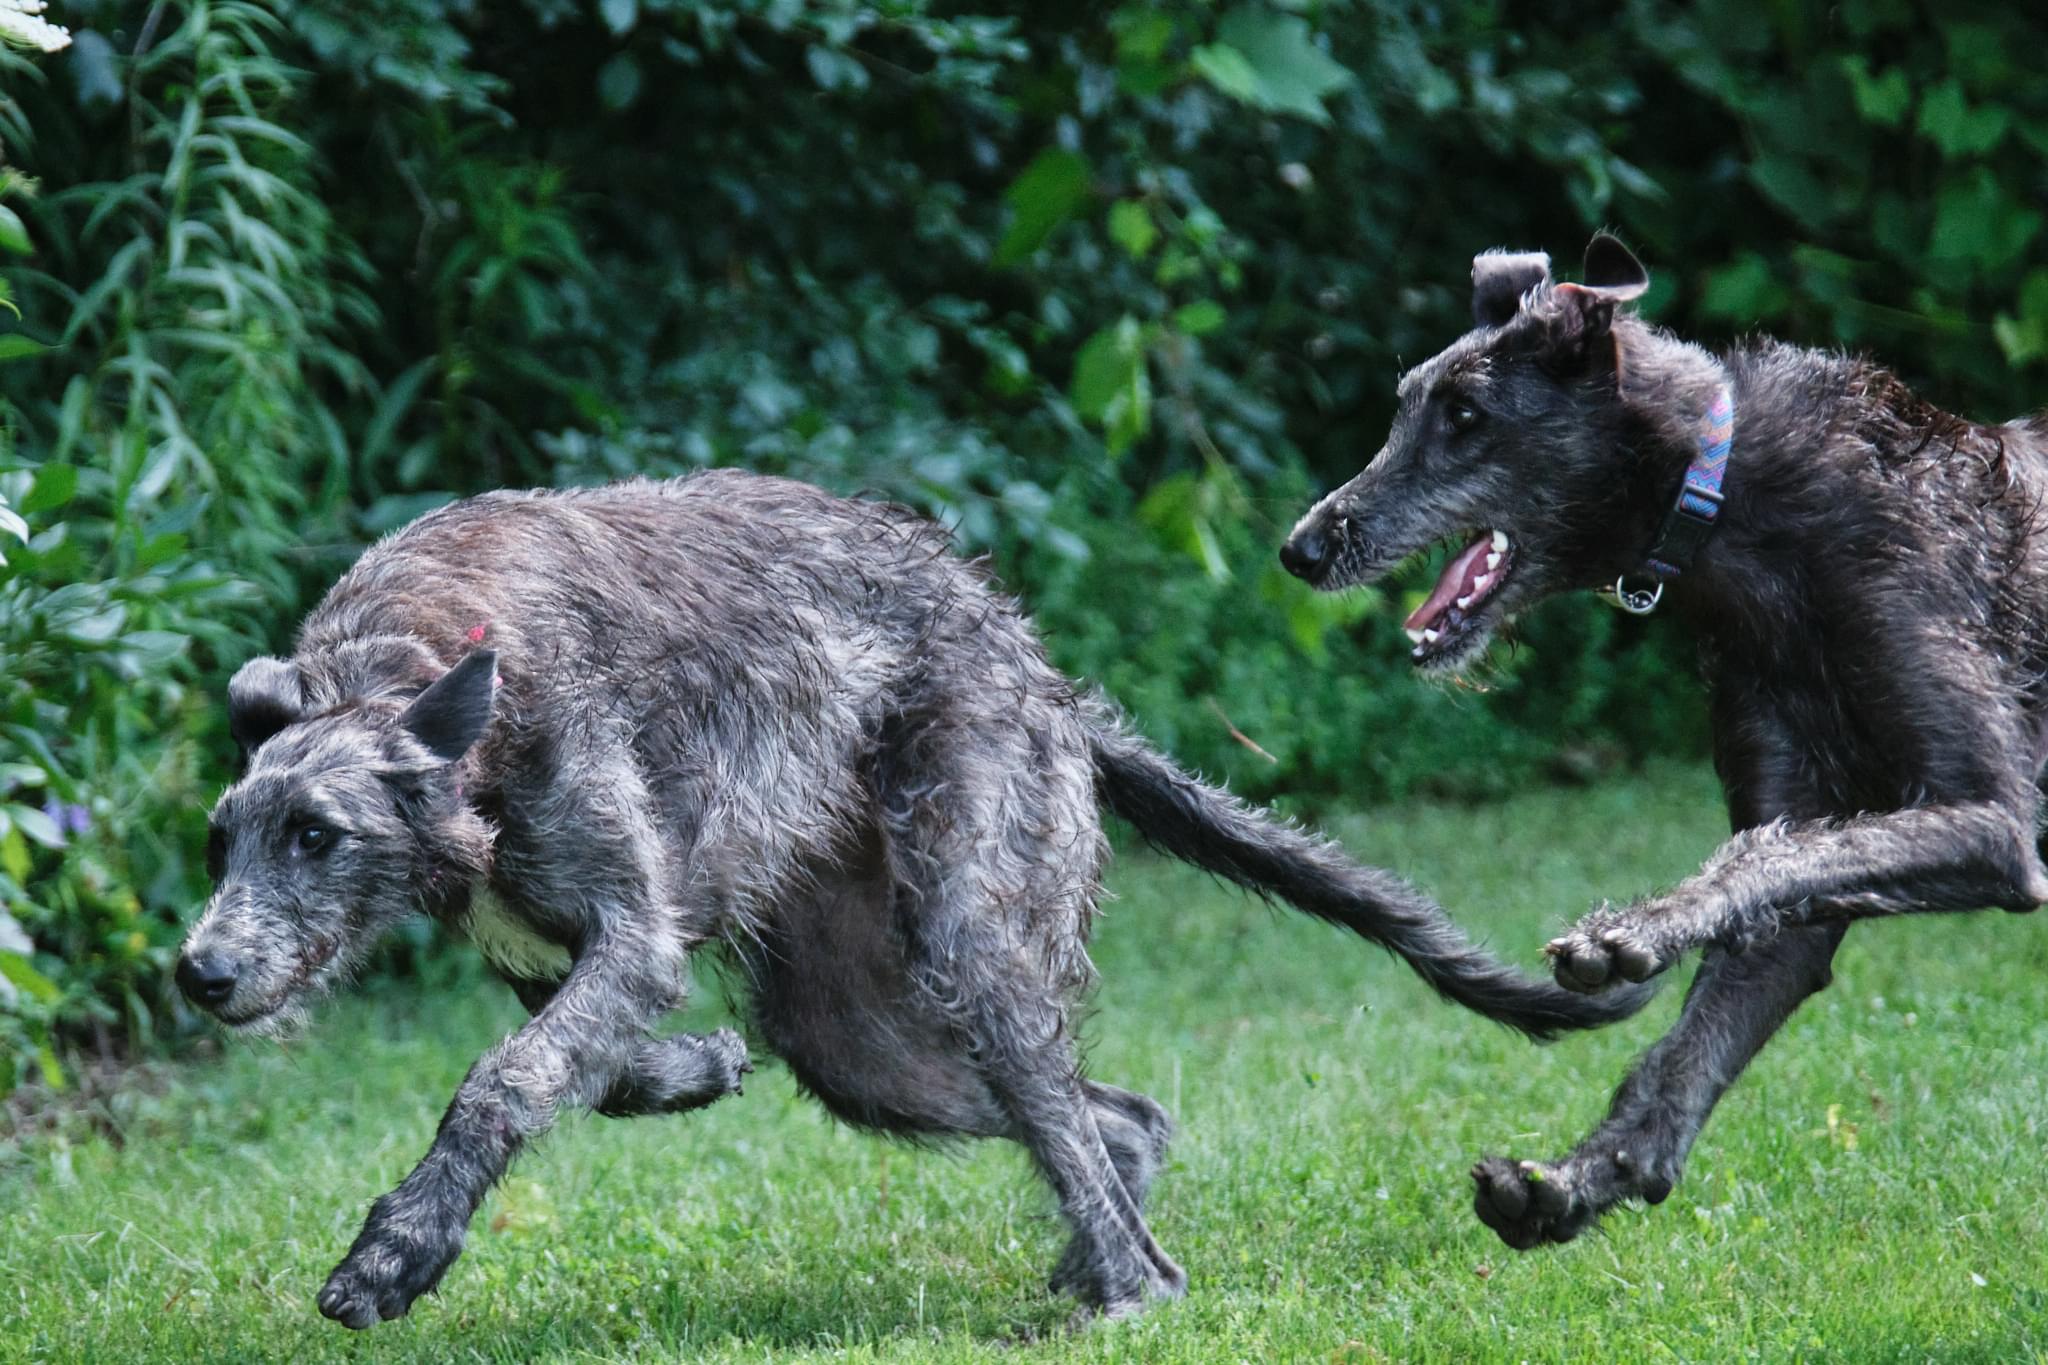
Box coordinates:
[1600,573,1664,616]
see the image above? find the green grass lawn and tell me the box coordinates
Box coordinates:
[8,763,2048,1363]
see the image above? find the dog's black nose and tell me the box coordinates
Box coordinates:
[1279,527,1330,581]
[176,950,238,1007]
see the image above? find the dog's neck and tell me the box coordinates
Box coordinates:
[1613,326,1732,492]
[1633,338,1868,649]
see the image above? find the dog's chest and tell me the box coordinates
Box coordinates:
[462,888,573,979]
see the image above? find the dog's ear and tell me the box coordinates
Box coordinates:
[1582,232,1649,299]
[401,649,498,763]
[227,657,305,758]
[1541,234,1650,373]
[1471,249,1552,327]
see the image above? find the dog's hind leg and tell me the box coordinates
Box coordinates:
[871,695,1185,1318]
[966,1003,1186,1316]
[1087,1082,1175,1207]
[1473,921,1848,1249]
[1048,1083,1175,1297]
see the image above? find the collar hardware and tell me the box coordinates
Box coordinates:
[1599,381,1733,615]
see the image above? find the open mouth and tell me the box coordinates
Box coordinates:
[1404,530,1514,665]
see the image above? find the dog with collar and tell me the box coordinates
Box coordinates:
[1282,233,2048,1248]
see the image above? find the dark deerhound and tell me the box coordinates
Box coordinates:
[1281,232,2048,1249]
[177,471,1646,1326]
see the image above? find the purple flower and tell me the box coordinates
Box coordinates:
[40,797,89,840]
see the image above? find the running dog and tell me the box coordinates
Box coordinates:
[1281,233,2048,1249]
[180,470,1645,1324]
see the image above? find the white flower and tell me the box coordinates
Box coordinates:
[0,0,71,54]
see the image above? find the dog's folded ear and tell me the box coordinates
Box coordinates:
[402,649,498,764]
[1470,249,1552,327]
[227,656,305,760]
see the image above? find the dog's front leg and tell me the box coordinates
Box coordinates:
[317,925,683,1328]
[1546,799,2048,991]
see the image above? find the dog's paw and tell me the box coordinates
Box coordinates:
[1053,1242,1185,1321]
[317,1220,462,1329]
[1471,1146,1677,1251]
[1470,1156,1596,1250]
[698,1027,754,1097]
[1544,910,1670,992]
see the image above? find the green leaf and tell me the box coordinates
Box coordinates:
[1196,8,1355,125]
[0,333,45,360]
[1137,471,1228,580]
[599,0,637,35]
[7,803,62,849]
[806,47,870,93]
[994,150,1091,266]
[1190,43,1262,105]
[1173,299,1227,336]
[1840,57,1911,128]
[1698,254,1783,323]
[1916,78,2008,159]
[0,206,29,255]
[597,52,643,111]
[1930,168,2042,274]
[1748,154,1832,231]
[0,951,60,1005]
[136,531,189,570]
[1113,9,1175,64]
[36,1043,65,1092]
[1107,200,1158,259]
[21,463,76,516]
[1070,316,1151,458]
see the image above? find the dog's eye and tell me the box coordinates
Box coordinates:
[294,825,331,855]
[1447,402,1480,433]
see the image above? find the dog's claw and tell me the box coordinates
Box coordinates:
[1545,914,1670,993]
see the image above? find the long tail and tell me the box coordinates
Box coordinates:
[1086,710,1654,1040]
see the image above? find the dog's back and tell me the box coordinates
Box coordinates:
[292,470,1092,933]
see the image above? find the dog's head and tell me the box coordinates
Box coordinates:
[1281,233,1669,675]
[176,649,497,1035]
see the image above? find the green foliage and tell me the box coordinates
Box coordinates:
[1,0,2044,1085]
[0,3,361,1089]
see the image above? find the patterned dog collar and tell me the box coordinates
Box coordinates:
[1601,381,1734,615]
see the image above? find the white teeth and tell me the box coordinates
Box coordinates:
[1491,530,1509,552]
[1485,552,1502,572]
[1404,627,1426,644]
[1422,628,1441,644]
[1455,595,1473,610]
[1472,572,1494,594]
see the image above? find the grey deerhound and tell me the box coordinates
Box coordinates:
[1281,233,2048,1249]
[177,470,1645,1327]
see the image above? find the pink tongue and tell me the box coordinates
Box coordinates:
[1405,535,1493,631]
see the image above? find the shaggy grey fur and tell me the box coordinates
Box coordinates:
[178,470,1647,1328]
[1280,233,2048,1250]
